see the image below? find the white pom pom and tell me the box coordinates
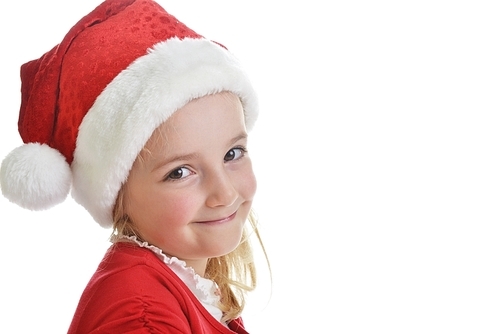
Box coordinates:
[0,143,71,210]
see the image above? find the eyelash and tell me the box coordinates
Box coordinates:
[163,166,192,182]
[224,146,248,162]
[163,146,248,182]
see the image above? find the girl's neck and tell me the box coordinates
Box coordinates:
[179,258,208,277]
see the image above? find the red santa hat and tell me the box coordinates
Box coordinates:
[0,0,258,228]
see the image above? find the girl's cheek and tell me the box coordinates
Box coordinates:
[241,165,257,200]
[164,196,198,223]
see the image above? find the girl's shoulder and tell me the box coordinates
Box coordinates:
[94,241,183,291]
[68,243,191,332]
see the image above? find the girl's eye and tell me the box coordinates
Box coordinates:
[224,147,247,162]
[165,167,191,181]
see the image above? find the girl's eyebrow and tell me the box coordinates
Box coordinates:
[152,132,248,172]
[152,152,199,172]
[230,132,248,144]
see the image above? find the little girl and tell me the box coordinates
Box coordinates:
[0,0,264,332]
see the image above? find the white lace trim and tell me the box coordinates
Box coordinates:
[119,235,224,323]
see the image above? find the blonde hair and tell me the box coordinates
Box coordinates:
[111,187,268,322]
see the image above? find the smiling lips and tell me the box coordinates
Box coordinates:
[196,211,237,225]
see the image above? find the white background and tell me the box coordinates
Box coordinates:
[1,1,499,333]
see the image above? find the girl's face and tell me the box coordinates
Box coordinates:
[123,92,256,275]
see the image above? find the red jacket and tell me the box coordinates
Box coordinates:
[68,243,249,333]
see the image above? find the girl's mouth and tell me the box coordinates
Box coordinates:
[196,211,237,225]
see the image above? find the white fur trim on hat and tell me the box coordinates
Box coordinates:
[1,143,72,210]
[71,38,258,228]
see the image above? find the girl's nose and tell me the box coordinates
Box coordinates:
[205,170,238,208]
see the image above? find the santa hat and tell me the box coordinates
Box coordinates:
[0,0,258,228]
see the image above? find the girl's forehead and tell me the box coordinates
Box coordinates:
[139,92,245,158]
[162,92,242,129]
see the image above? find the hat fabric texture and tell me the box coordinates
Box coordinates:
[0,0,258,228]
